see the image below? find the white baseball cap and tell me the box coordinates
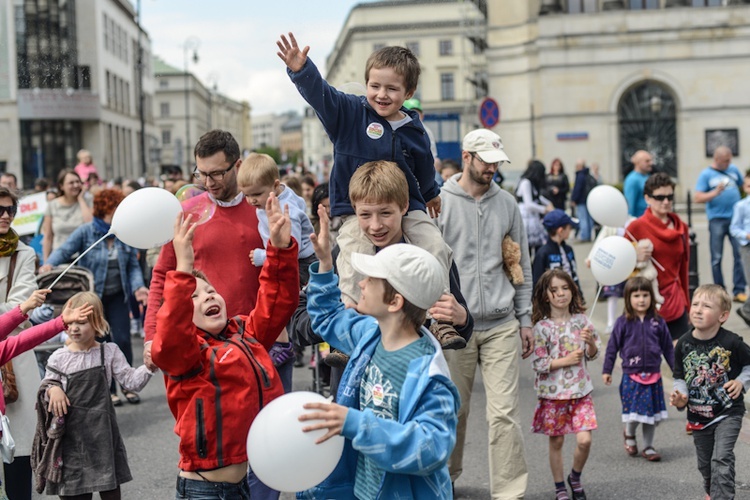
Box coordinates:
[462,129,511,164]
[350,244,446,310]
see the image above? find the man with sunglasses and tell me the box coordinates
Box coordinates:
[436,128,534,499]
[694,146,746,303]
[143,130,265,367]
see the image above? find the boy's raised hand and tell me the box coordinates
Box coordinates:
[267,192,291,248]
[172,213,198,273]
[277,32,309,73]
[62,302,94,327]
[20,289,50,315]
[310,204,333,272]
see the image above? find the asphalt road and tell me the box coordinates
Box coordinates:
[30,212,750,499]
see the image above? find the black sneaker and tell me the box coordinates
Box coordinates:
[429,322,467,350]
[737,307,750,327]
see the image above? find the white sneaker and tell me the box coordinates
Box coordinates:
[605,324,614,335]
[130,318,140,335]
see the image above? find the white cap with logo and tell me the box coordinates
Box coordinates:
[351,244,446,310]
[462,129,511,164]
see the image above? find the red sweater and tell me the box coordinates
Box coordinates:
[151,242,299,472]
[0,308,64,413]
[628,208,690,321]
[144,197,264,342]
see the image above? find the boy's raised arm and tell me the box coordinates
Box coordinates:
[276,32,310,73]
[310,204,333,272]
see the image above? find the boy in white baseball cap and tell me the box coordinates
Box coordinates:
[297,206,459,499]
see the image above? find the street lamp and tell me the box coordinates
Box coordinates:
[183,37,200,170]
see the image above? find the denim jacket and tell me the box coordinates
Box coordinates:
[47,222,145,300]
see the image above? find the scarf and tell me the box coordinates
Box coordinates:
[92,217,114,239]
[0,229,19,257]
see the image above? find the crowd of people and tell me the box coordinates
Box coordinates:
[0,33,747,500]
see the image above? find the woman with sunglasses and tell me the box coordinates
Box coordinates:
[0,186,46,499]
[627,172,690,342]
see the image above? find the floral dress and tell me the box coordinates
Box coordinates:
[531,314,601,436]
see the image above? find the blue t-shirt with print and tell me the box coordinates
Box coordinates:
[695,164,742,220]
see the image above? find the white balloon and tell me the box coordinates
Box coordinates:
[590,235,637,286]
[247,391,345,493]
[110,187,182,249]
[586,185,629,228]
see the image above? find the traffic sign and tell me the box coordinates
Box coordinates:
[479,97,500,128]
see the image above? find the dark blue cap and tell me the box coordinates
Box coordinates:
[543,209,579,230]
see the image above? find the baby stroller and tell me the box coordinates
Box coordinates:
[33,266,96,374]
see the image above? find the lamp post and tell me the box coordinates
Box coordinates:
[183,37,200,170]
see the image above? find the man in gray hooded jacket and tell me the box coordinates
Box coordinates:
[436,128,534,499]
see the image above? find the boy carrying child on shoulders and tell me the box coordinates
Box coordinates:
[670,284,750,500]
[297,204,459,499]
[277,31,462,349]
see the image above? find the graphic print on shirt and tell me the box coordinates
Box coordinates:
[360,361,398,420]
[683,346,733,419]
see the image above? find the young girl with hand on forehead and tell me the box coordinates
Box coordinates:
[602,277,674,462]
[36,292,156,499]
[531,269,600,500]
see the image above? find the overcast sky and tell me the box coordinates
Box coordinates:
[140,0,371,117]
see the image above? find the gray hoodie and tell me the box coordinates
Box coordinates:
[437,175,532,330]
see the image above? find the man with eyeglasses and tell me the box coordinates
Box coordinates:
[694,145,747,303]
[143,130,266,366]
[435,128,533,499]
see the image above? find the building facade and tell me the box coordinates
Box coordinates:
[487,0,750,195]
[152,56,251,173]
[1,0,158,187]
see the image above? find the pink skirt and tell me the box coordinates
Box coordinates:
[531,394,598,436]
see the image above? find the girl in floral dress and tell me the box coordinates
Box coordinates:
[531,269,601,500]
[601,277,674,462]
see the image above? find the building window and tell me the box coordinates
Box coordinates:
[373,43,386,52]
[159,79,168,88]
[568,0,598,13]
[406,42,420,57]
[103,14,109,51]
[692,0,722,5]
[162,129,171,145]
[160,102,170,117]
[439,40,453,56]
[628,0,659,9]
[440,73,455,101]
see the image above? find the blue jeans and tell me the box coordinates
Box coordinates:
[175,476,251,500]
[102,290,133,394]
[577,203,594,241]
[708,217,746,296]
[246,468,280,500]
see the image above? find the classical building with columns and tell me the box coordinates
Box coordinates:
[486,0,750,196]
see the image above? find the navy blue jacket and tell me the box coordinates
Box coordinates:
[570,167,592,204]
[288,59,440,217]
[602,314,675,375]
[532,239,582,296]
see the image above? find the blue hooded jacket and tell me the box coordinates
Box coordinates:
[288,59,440,217]
[298,263,459,499]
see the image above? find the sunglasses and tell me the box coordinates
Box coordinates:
[0,205,17,217]
[650,194,674,202]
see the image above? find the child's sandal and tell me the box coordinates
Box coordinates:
[623,431,638,456]
[641,446,661,462]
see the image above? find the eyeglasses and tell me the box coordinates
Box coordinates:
[192,161,236,182]
[650,194,674,202]
[470,153,499,168]
[0,205,17,217]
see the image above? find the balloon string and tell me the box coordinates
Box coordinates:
[624,229,665,272]
[587,284,603,325]
[47,232,112,289]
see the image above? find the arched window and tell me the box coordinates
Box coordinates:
[618,81,677,178]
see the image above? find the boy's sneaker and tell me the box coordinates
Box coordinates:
[324,349,350,368]
[429,322,466,350]
[269,342,295,367]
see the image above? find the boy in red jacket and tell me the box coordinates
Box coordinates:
[152,193,299,500]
